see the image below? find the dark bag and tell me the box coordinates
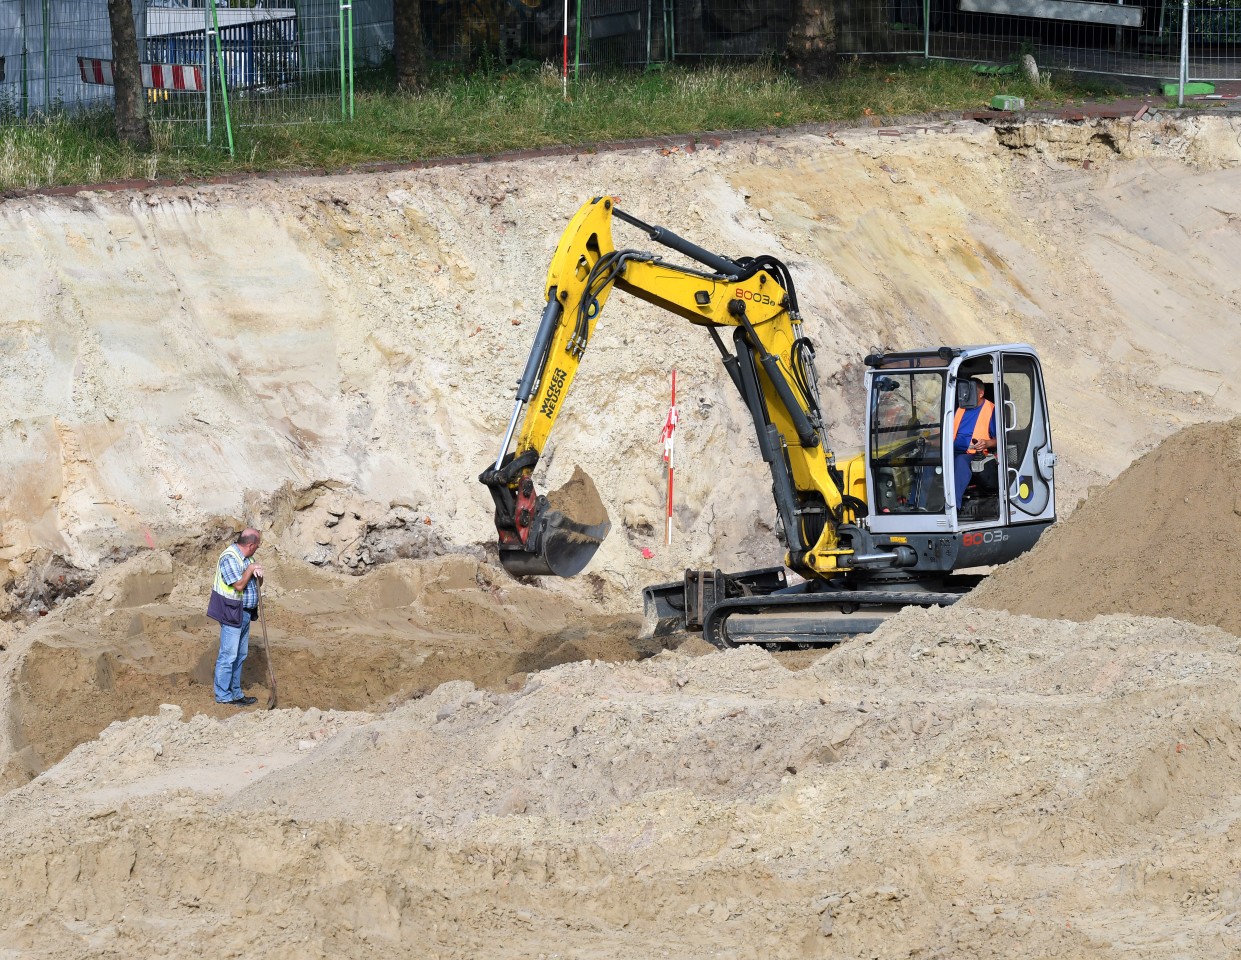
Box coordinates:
[206,589,244,627]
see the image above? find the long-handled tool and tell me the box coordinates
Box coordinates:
[256,582,278,710]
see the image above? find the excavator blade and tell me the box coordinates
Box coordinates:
[496,466,611,578]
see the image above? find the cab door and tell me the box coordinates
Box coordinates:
[997,352,1056,524]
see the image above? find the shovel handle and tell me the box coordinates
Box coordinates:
[256,583,278,710]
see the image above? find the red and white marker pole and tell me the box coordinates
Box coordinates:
[661,369,679,546]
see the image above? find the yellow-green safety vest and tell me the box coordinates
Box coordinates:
[212,544,249,599]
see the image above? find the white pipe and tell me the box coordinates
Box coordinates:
[1179,0,1189,108]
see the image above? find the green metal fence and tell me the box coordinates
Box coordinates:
[0,0,369,152]
[6,0,1241,146]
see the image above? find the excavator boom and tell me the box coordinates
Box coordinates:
[480,196,855,583]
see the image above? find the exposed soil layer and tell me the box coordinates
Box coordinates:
[7,115,1241,619]
[2,551,647,789]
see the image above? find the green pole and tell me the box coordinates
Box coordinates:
[209,0,235,156]
[574,0,582,79]
[646,0,651,66]
[292,0,307,83]
[20,7,29,117]
[204,0,212,142]
[668,0,675,61]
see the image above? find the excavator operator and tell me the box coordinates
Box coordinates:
[953,378,997,509]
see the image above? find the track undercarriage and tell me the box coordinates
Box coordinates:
[643,568,985,650]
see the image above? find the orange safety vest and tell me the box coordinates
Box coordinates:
[953,399,995,448]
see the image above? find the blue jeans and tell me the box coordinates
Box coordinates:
[214,611,253,702]
[954,452,974,508]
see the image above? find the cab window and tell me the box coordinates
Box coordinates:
[868,371,946,514]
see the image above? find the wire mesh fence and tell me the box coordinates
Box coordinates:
[405,0,1241,82]
[142,0,359,147]
[0,0,114,116]
[145,0,371,150]
[839,0,1241,85]
[417,0,792,70]
[4,0,1241,146]
[574,0,791,64]
[0,0,381,150]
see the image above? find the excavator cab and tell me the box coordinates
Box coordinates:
[863,345,1056,567]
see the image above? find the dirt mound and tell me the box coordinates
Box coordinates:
[10,118,1241,959]
[969,416,1241,635]
[0,549,650,789]
[2,605,1240,958]
[545,465,610,527]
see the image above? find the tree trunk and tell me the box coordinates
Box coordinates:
[787,0,838,78]
[107,0,152,151]
[392,0,427,91]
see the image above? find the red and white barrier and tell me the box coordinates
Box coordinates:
[78,57,205,92]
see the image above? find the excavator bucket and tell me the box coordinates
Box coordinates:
[499,507,611,577]
[485,465,611,578]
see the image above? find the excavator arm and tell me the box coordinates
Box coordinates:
[480,196,866,579]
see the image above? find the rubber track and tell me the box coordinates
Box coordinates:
[703,590,963,649]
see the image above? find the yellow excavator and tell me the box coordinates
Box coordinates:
[480,197,1058,647]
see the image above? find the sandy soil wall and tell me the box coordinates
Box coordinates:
[4,115,1241,617]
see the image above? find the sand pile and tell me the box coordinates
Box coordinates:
[970,416,1241,634]
[545,465,610,527]
[2,604,1240,958]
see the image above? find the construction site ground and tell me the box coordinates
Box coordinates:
[3,111,1241,958]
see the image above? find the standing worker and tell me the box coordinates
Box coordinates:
[206,528,265,706]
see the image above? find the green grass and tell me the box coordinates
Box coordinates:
[0,59,1111,192]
